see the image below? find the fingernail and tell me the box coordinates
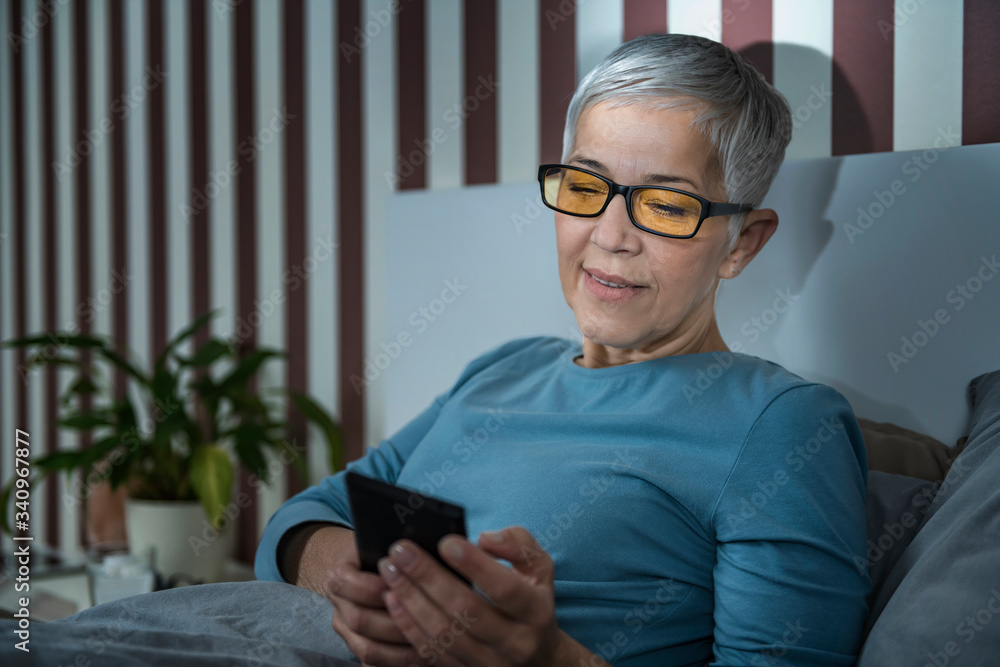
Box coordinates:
[384,592,403,614]
[378,557,401,583]
[439,537,464,561]
[480,530,505,544]
[390,542,416,569]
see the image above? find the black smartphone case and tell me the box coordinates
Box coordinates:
[345,472,469,582]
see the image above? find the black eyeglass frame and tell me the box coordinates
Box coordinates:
[537,164,754,240]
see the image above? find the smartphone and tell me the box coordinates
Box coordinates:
[345,471,469,583]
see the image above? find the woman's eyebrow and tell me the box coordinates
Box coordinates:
[641,173,701,190]
[569,156,702,191]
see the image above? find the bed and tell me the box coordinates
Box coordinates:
[3,144,1000,665]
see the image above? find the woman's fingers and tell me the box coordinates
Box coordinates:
[382,591,469,667]
[333,608,428,667]
[330,595,411,645]
[467,527,555,618]
[326,562,389,608]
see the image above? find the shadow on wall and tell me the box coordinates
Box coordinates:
[718,42,870,365]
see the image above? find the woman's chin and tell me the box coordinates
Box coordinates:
[576,324,641,351]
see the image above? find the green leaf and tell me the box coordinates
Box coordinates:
[219,349,283,390]
[114,395,138,431]
[33,450,98,474]
[58,410,116,430]
[95,346,151,389]
[289,392,344,473]
[151,365,176,402]
[178,338,231,368]
[156,311,218,369]
[25,354,79,369]
[66,375,102,396]
[189,445,234,528]
[34,436,123,476]
[232,431,269,481]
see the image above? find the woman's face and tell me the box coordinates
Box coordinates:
[555,100,740,361]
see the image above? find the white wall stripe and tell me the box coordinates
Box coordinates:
[89,0,114,550]
[89,0,112,346]
[0,0,13,553]
[575,0,623,85]
[209,0,236,343]
[255,0,288,524]
[0,0,12,554]
[773,0,833,160]
[498,0,539,183]
[426,0,463,190]
[23,0,48,548]
[668,0,722,42]
[123,0,152,480]
[364,0,397,449]
[125,0,150,382]
[893,0,963,152]
[306,0,338,481]
[56,0,80,558]
[165,0,191,353]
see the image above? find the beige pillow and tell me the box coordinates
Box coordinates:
[858,418,964,482]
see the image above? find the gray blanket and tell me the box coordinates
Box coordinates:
[0,581,361,665]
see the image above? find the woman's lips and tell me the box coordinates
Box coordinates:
[583,268,645,302]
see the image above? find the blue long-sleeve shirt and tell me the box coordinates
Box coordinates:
[256,337,871,666]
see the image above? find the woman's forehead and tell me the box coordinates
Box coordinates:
[570,101,722,195]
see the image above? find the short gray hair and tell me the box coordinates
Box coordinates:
[562,34,792,246]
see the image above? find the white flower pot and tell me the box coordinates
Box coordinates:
[125,499,235,585]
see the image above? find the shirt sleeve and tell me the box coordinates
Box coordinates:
[253,336,547,582]
[710,384,872,666]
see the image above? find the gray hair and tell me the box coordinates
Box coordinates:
[562,34,792,246]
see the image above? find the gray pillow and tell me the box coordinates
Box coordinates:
[863,471,937,607]
[858,370,1000,665]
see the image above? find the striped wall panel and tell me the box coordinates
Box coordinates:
[1,0,997,561]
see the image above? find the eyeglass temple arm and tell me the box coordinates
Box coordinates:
[706,202,754,218]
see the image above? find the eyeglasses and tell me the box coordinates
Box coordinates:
[537,164,753,239]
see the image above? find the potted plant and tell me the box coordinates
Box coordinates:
[1,311,342,584]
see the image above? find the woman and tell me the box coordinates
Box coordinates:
[256,34,870,666]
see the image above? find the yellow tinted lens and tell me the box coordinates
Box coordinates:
[632,188,702,236]
[543,168,609,215]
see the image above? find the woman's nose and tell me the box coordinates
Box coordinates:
[590,193,640,253]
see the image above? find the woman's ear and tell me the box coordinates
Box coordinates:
[717,208,779,279]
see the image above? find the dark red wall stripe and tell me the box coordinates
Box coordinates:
[75,0,94,547]
[962,1,1000,145]
[112,0,128,398]
[235,0,259,564]
[147,0,167,359]
[538,0,576,164]
[623,0,668,41]
[339,0,365,466]
[464,0,497,185]
[284,0,308,496]
[42,0,60,549]
[721,0,773,84]
[832,0,894,155]
[189,0,210,349]
[396,0,426,190]
[10,0,27,537]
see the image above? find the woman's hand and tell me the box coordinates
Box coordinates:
[377,526,600,666]
[280,523,429,665]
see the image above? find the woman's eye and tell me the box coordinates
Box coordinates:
[643,201,688,217]
[568,184,604,196]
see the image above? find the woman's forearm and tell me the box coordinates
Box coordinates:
[278,522,356,594]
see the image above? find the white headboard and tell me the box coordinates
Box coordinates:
[380,143,1000,444]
